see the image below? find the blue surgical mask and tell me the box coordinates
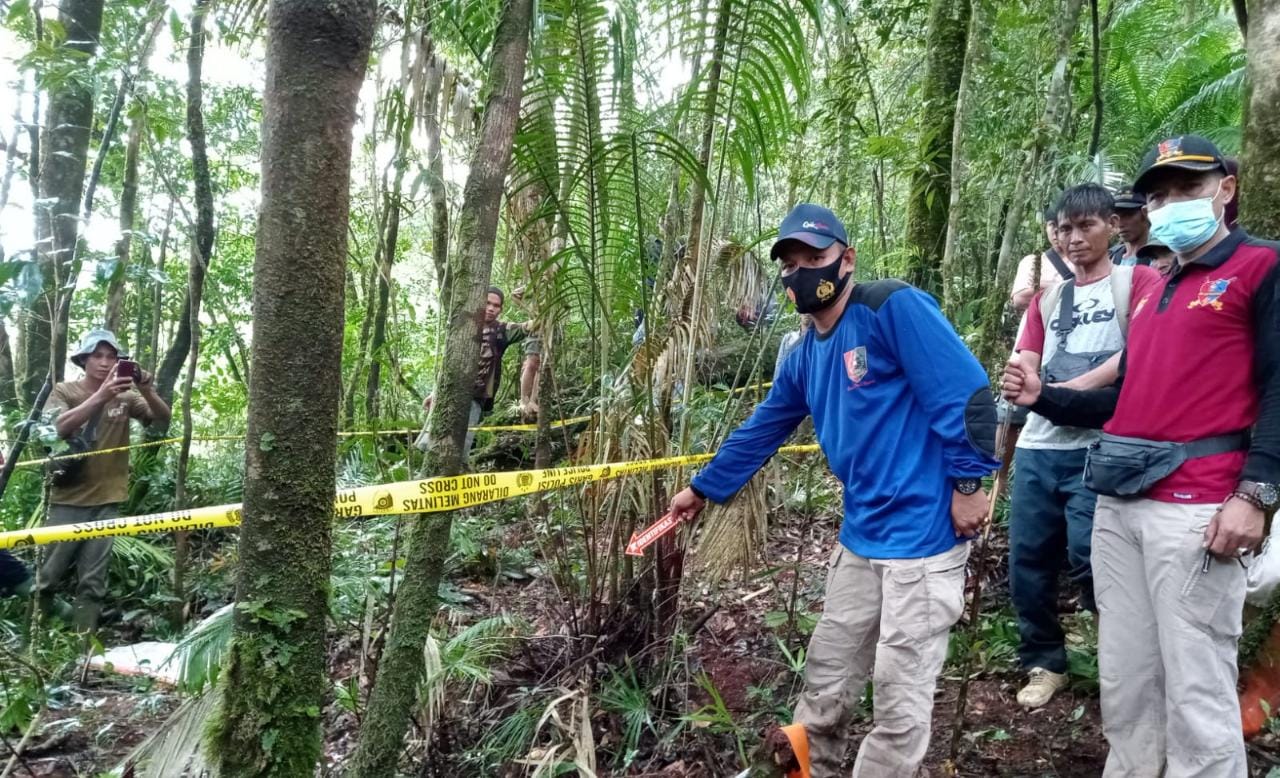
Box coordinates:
[1147,183,1223,254]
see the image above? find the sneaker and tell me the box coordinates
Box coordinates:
[1017,667,1069,708]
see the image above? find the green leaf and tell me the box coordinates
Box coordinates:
[258,431,275,452]
[6,0,30,25]
[169,9,185,43]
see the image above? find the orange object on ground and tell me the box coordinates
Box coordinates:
[781,723,810,778]
[1240,618,1280,737]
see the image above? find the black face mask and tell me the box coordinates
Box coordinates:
[781,255,851,314]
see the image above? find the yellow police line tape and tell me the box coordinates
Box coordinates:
[10,381,771,468]
[12,415,599,469]
[0,443,820,549]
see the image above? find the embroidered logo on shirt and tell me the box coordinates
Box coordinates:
[107,402,126,419]
[1132,294,1150,318]
[1187,276,1236,311]
[844,346,868,384]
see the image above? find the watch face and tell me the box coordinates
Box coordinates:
[1260,483,1280,508]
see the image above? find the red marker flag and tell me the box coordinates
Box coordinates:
[625,511,682,556]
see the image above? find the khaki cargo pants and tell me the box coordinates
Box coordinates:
[794,541,968,777]
[1093,496,1246,777]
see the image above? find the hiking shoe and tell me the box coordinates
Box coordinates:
[1017,667,1069,708]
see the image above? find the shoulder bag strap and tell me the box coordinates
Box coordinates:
[1045,249,1074,281]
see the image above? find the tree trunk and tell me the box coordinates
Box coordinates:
[903,0,971,298]
[1240,0,1280,239]
[346,0,532,771]
[676,0,731,448]
[975,0,1083,366]
[106,114,144,334]
[1087,0,1104,161]
[152,2,217,417]
[0,78,25,217]
[19,0,104,402]
[363,95,411,422]
[204,0,374,773]
[0,321,17,413]
[149,203,173,371]
[423,46,449,290]
[939,0,989,312]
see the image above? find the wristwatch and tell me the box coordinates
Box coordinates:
[954,477,983,496]
[1235,481,1280,511]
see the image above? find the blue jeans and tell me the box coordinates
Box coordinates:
[1009,447,1097,674]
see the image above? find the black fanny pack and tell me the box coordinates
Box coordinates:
[1083,431,1251,497]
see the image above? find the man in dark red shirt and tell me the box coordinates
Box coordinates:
[1002,134,1279,777]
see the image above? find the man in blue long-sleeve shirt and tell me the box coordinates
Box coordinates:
[668,204,999,777]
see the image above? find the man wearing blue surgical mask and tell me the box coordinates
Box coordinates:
[666,204,1000,777]
[1002,134,1280,776]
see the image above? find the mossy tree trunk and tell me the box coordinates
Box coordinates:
[1240,0,1280,239]
[1235,0,1280,671]
[18,0,104,402]
[346,0,533,772]
[939,0,989,314]
[903,0,970,298]
[204,1,374,774]
[974,0,1084,367]
[152,0,216,417]
[105,114,143,335]
[363,91,413,422]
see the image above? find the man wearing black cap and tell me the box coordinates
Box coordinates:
[1112,189,1151,266]
[1002,134,1280,777]
[1136,238,1175,274]
[667,204,999,776]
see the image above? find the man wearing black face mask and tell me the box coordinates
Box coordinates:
[667,204,999,777]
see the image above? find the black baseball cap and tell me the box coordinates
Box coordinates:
[1133,135,1229,195]
[1114,189,1146,210]
[771,203,849,261]
[1137,239,1172,260]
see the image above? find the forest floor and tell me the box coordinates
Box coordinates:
[9,502,1280,776]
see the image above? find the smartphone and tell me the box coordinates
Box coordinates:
[117,359,138,382]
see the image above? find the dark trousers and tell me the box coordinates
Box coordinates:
[35,503,118,631]
[1009,447,1097,674]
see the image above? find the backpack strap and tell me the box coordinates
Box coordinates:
[1038,279,1067,342]
[1110,265,1135,339]
[1045,249,1074,281]
[1052,278,1076,347]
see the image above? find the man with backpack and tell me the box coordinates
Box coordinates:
[1007,184,1162,708]
[1003,135,1280,775]
[36,329,170,632]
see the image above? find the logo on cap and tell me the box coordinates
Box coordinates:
[1156,137,1183,163]
[802,220,829,230]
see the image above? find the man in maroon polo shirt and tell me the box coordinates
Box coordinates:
[1002,134,1279,777]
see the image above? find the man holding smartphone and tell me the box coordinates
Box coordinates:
[36,328,170,632]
